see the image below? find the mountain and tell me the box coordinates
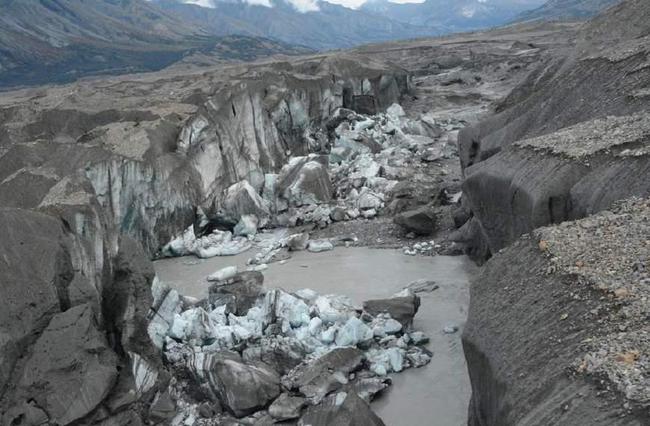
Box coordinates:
[360,0,548,32]
[516,0,623,21]
[152,0,443,50]
[0,0,311,87]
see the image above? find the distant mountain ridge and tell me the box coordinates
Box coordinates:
[360,0,548,32]
[152,0,443,50]
[0,0,311,87]
[516,0,623,21]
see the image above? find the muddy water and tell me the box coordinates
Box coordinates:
[154,247,476,426]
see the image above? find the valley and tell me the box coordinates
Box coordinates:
[0,0,648,425]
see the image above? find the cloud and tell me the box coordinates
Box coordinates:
[180,0,217,8]
[288,0,320,12]
[246,0,274,6]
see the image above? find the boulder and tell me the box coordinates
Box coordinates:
[0,209,77,396]
[348,376,391,402]
[148,389,176,423]
[394,206,437,235]
[242,336,307,375]
[356,191,383,211]
[330,206,348,222]
[363,294,421,328]
[222,180,270,220]
[283,348,364,403]
[278,155,333,206]
[212,358,281,417]
[208,271,264,315]
[14,304,119,425]
[297,391,385,426]
[268,393,308,421]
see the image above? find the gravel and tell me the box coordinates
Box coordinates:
[535,197,650,405]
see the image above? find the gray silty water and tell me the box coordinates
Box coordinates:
[154,247,477,425]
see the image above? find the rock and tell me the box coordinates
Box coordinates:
[15,304,119,425]
[242,336,307,375]
[356,190,383,211]
[234,214,259,237]
[330,206,348,222]
[348,375,391,402]
[207,266,239,282]
[394,206,437,235]
[149,389,176,422]
[208,271,264,315]
[297,391,385,426]
[278,155,333,206]
[406,346,432,368]
[404,279,439,294]
[212,358,281,417]
[268,393,308,421]
[307,239,334,253]
[283,348,364,403]
[346,208,360,219]
[198,401,222,418]
[363,294,421,328]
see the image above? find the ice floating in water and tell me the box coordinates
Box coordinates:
[161,226,252,259]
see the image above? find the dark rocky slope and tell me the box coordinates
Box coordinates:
[460,0,650,424]
[458,0,650,258]
[465,199,649,425]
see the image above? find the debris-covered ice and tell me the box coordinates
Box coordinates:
[154,269,432,423]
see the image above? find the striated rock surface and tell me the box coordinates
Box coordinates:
[463,114,650,255]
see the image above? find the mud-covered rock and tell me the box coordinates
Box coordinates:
[212,358,281,418]
[297,391,386,426]
[208,271,265,315]
[283,348,364,403]
[268,393,308,421]
[394,205,437,235]
[363,293,421,328]
[12,304,118,425]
